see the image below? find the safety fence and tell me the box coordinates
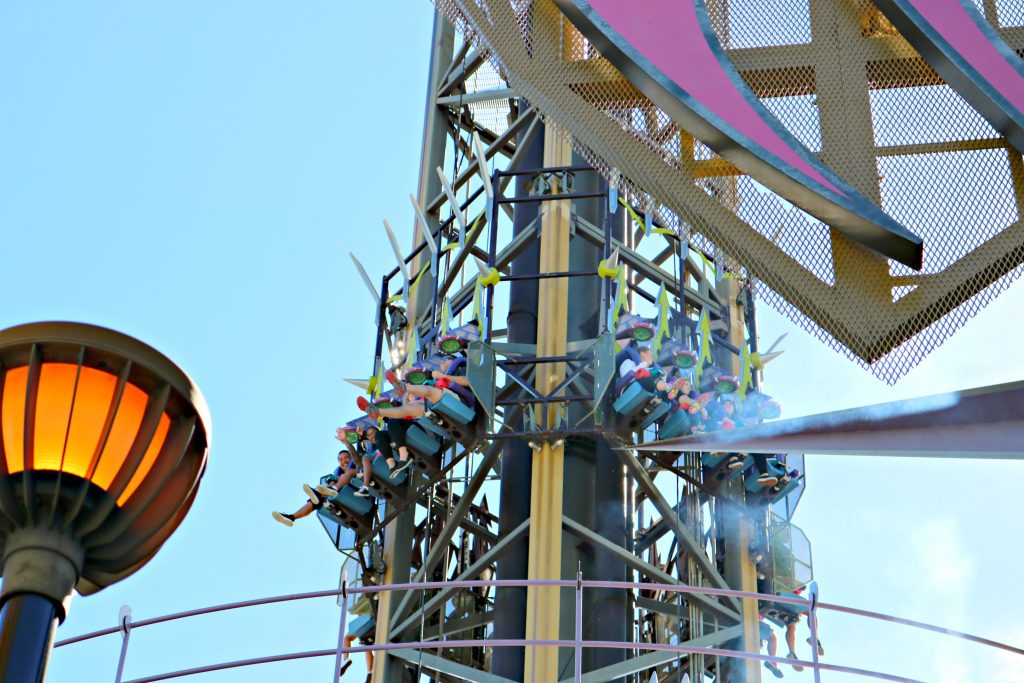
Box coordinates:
[54,578,1024,683]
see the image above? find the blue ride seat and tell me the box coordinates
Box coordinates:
[417,417,449,439]
[316,479,375,539]
[349,614,376,641]
[407,420,444,475]
[638,400,671,431]
[774,475,801,499]
[614,382,670,431]
[614,382,652,415]
[657,408,691,440]
[700,454,749,491]
[701,453,728,468]
[430,391,475,424]
[369,455,407,501]
[759,592,807,626]
[423,392,479,443]
[744,459,787,493]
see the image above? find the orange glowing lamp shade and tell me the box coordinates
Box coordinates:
[0,322,210,595]
[1,364,170,507]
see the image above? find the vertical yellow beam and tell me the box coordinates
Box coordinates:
[523,127,572,683]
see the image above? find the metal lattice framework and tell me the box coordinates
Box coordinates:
[327,12,793,679]
[429,0,1024,383]
[292,5,1024,683]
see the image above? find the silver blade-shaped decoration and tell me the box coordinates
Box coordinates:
[409,193,439,278]
[436,166,468,246]
[383,219,411,294]
[471,132,494,201]
[349,252,382,308]
[472,132,494,220]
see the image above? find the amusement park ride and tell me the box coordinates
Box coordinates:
[11,1,1024,682]
[313,2,1024,681]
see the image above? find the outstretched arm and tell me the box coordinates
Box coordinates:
[434,372,471,388]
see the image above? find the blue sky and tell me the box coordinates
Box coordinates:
[1,3,1022,682]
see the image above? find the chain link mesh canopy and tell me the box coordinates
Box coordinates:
[0,322,211,597]
[432,0,1024,382]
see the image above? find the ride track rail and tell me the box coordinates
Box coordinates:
[55,578,1024,683]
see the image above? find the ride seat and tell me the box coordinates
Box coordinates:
[701,453,751,482]
[407,421,444,475]
[774,475,801,500]
[317,478,375,540]
[369,455,407,501]
[658,408,691,440]
[424,392,479,444]
[744,459,787,493]
[349,614,376,642]
[759,592,807,626]
[614,382,671,430]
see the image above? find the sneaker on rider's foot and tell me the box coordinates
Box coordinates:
[727,456,745,470]
[338,658,353,676]
[272,511,295,527]
[303,484,324,506]
[808,638,824,656]
[391,459,412,479]
[787,652,804,672]
[357,396,380,418]
[316,484,339,498]
[385,369,406,398]
[354,485,372,497]
[757,473,779,487]
[764,660,784,678]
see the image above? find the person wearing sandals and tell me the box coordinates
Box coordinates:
[271,450,357,527]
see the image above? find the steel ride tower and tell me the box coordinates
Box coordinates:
[316,2,1024,682]
[324,9,810,683]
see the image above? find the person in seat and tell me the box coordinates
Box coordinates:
[337,418,380,498]
[358,355,477,425]
[760,617,785,678]
[271,449,358,527]
[786,586,824,669]
[666,375,711,435]
[616,343,676,397]
[338,623,374,682]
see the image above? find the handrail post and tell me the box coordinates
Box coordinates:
[113,605,132,683]
[574,569,583,683]
[808,581,821,683]
[333,572,350,683]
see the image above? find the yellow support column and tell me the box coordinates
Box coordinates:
[523,127,573,683]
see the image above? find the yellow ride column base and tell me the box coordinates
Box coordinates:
[523,126,573,683]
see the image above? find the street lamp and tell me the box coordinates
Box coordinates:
[0,322,211,682]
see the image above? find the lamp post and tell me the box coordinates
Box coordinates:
[0,322,211,682]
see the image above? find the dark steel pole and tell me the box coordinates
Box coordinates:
[565,160,628,679]
[0,594,59,683]
[492,103,544,681]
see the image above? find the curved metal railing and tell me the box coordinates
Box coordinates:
[54,578,1024,683]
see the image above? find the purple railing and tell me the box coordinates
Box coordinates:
[53,578,1023,683]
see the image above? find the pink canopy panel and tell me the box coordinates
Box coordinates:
[873,0,1024,153]
[556,0,925,269]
